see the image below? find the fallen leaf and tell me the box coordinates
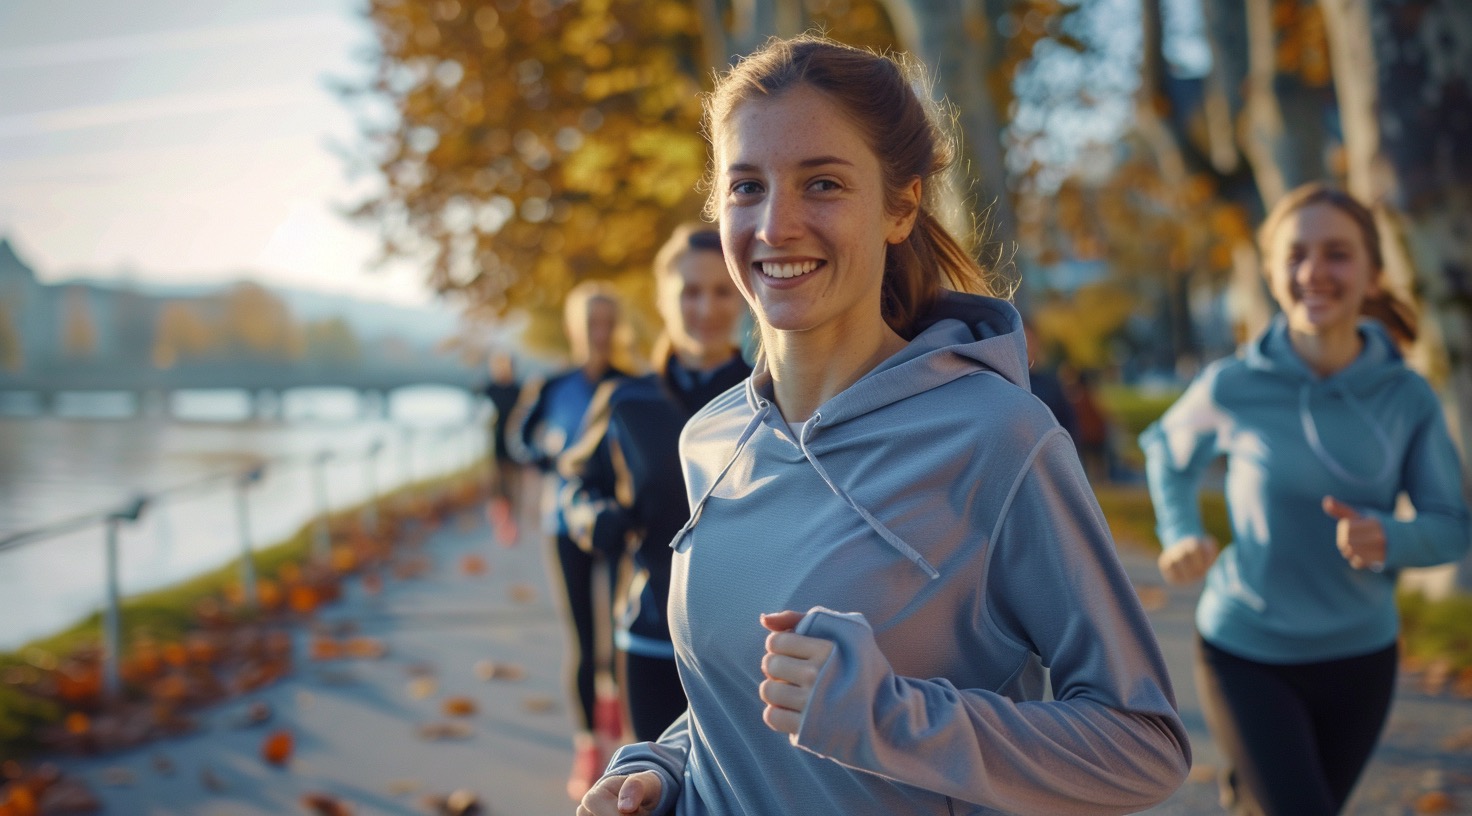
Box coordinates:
[459,555,487,576]
[1413,791,1455,814]
[301,792,353,815]
[343,638,387,660]
[521,694,557,714]
[442,697,477,717]
[309,637,343,661]
[1442,727,1472,752]
[416,721,474,741]
[261,729,294,767]
[508,583,536,604]
[408,677,438,700]
[425,788,483,815]
[473,660,525,682]
[1453,667,1472,700]
[63,712,89,736]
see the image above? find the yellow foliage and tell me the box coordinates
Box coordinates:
[1033,283,1136,369]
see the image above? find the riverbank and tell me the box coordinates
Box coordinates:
[0,463,492,761]
[9,484,1472,815]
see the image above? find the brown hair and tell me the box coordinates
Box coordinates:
[649,222,730,370]
[562,279,625,364]
[702,34,994,339]
[1257,182,1418,345]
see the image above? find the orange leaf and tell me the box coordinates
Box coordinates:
[302,792,353,815]
[63,712,90,735]
[459,554,487,576]
[441,696,477,717]
[261,729,294,767]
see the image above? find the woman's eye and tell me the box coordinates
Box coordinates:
[731,180,762,196]
[810,178,841,192]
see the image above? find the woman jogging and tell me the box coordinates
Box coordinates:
[578,34,1190,816]
[560,222,751,743]
[1143,182,1470,814]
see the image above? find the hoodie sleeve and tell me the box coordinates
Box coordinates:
[1139,368,1227,546]
[791,429,1190,815]
[557,382,634,558]
[504,375,552,470]
[1376,386,1471,568]
[600,712,691,814]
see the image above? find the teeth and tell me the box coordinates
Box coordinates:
[761,261,818,279]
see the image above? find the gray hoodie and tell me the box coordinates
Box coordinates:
[604,292,1190,815]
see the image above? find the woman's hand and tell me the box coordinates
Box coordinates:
[1323,496,1387,571]
[1157,536,1219,585]
[576,771,663,816]
[758,611,835,737]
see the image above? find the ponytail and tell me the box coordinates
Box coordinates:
[1361,290,1418,348]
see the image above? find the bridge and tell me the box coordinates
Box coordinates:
[0,359,484,417]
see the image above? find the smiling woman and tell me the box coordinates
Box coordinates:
[578,34,1190,816]
[1143,183,1470,815]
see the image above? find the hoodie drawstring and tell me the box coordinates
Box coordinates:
[797,413,940,580]
[1299,383,1396,487]
[670,405,941,580]
[669,402,773,551]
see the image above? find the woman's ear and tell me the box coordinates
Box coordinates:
[887,177,923,245]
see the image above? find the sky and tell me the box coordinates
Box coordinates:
[0,0,433,306]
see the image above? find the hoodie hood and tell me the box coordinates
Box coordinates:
[742,290,1030,426]
[1246,315,1403,486]
[674,292,1030,579]
[1245,315,1403,388]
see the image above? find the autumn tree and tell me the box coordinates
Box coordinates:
[347,0,1049,355]
[346,0,714,355]
[0,301,21,372]
[304,317,363,364]
[216,282,303,361]
[152,301,216,369]
[60,286,98,360]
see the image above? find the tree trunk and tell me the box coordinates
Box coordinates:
[878,0,1017,271]
[1321,0,1472,591]
[725,0,806,57]
[695,0,732,72]
[1203,0,1331,340]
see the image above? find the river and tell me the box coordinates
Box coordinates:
[0,387,488,650]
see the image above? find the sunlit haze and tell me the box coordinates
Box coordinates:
[0,0,434,306]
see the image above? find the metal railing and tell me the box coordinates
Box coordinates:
[0,422,489,697]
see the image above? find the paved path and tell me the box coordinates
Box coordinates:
[1119,547,1472,816]
[51,506,1472,815]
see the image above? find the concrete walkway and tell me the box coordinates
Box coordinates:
[51,505,1472,815]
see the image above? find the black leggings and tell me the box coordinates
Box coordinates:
[1194,636,1397,815]
[620,650,687,742]
[552,532,620,733]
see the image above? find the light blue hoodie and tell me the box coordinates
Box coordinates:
[1140,317,1470,664]
[603,292,1190,815]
